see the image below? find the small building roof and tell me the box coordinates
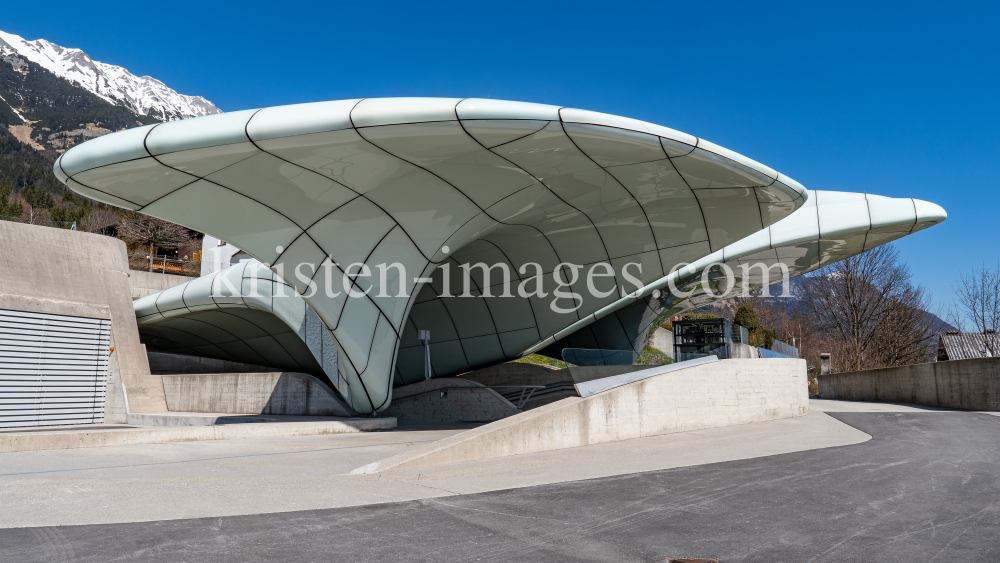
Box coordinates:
[938,331,1000,361]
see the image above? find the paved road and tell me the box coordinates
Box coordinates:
[4,412,1000,562]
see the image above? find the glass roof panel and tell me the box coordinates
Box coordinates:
[207,153,356,228]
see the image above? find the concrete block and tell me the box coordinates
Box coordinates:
[353,358,808,473]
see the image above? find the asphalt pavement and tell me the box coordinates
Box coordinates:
[3,411,1000,562]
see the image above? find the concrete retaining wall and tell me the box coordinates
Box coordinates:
[148,351,275,375]
[818,358,1000,410]
[458,363,656,410]
[729,343,760,359]
[384,378,519,426]
[459,362,653,387]
[128,270,191,300]
[648,327,673,356]
[354,358,808,473]
[0,221,165,415]
[458,362,561,386]
[161,372,352,417]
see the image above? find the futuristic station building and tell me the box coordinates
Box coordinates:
[54,98,946,415]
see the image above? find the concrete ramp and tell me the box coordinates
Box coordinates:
[573,355,718,396]
[352,358,808,474]
[458,360,695,410]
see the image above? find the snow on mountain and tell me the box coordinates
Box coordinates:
[0,30,221,121]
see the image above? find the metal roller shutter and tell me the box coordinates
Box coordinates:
[0,309,111,428]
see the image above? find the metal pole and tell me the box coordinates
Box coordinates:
[419,330,432,380]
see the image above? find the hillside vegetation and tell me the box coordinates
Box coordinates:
[0,55,159,151]
[0,124,89,221]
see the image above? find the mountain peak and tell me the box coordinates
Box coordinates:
[0,30,222,121]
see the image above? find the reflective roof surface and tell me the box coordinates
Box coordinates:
[57,98,945,413]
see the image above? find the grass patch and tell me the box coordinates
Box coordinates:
[634,347,674,366]
[510,354,569,369]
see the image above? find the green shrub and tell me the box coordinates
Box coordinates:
[733,304,760,331]
[734,304,777,349]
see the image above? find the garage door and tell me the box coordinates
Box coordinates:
[0,309,111,428]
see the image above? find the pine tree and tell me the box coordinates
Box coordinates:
[0,182,23,217]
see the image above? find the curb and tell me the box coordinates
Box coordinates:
[0,417,396,453]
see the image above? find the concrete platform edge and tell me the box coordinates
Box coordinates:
[0,417,396,453]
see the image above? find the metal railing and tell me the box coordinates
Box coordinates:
[128,253,201,277]
[484,385,546,409]
[758,347,795,359]
[410,385,545,410]
[561,348,637,366]
[0,215,76,230]
[770,339,799,358]
[676,352,717,362]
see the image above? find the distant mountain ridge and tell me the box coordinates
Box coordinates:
[0,30,221,122]
[738,276,954,334]
[0,29,221,219]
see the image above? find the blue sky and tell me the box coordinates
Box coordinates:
[3,0,997,309]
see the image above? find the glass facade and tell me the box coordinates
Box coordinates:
[673,319,731,357]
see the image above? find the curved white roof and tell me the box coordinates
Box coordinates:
[55,98,945,414]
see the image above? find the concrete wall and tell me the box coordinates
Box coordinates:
[384,378,519,426]
[148,350,275,375]
[356,358,808,473]
[648,327,673,356]
[459,362,651,387]
[161,372,352,416]
[458,363,655,410]
[103,349,128,424]
[128,270,191,300]
[729,343,760,359]
[459,364,574,410]
[0,221,166,413]
[818,358,1000,410]
[458,363,562,386]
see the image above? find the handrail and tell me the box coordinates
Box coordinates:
[0,215,77,230]
[127,252,201,277]
[406,384,545,409]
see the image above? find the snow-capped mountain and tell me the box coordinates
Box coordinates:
[0,29,221,121]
